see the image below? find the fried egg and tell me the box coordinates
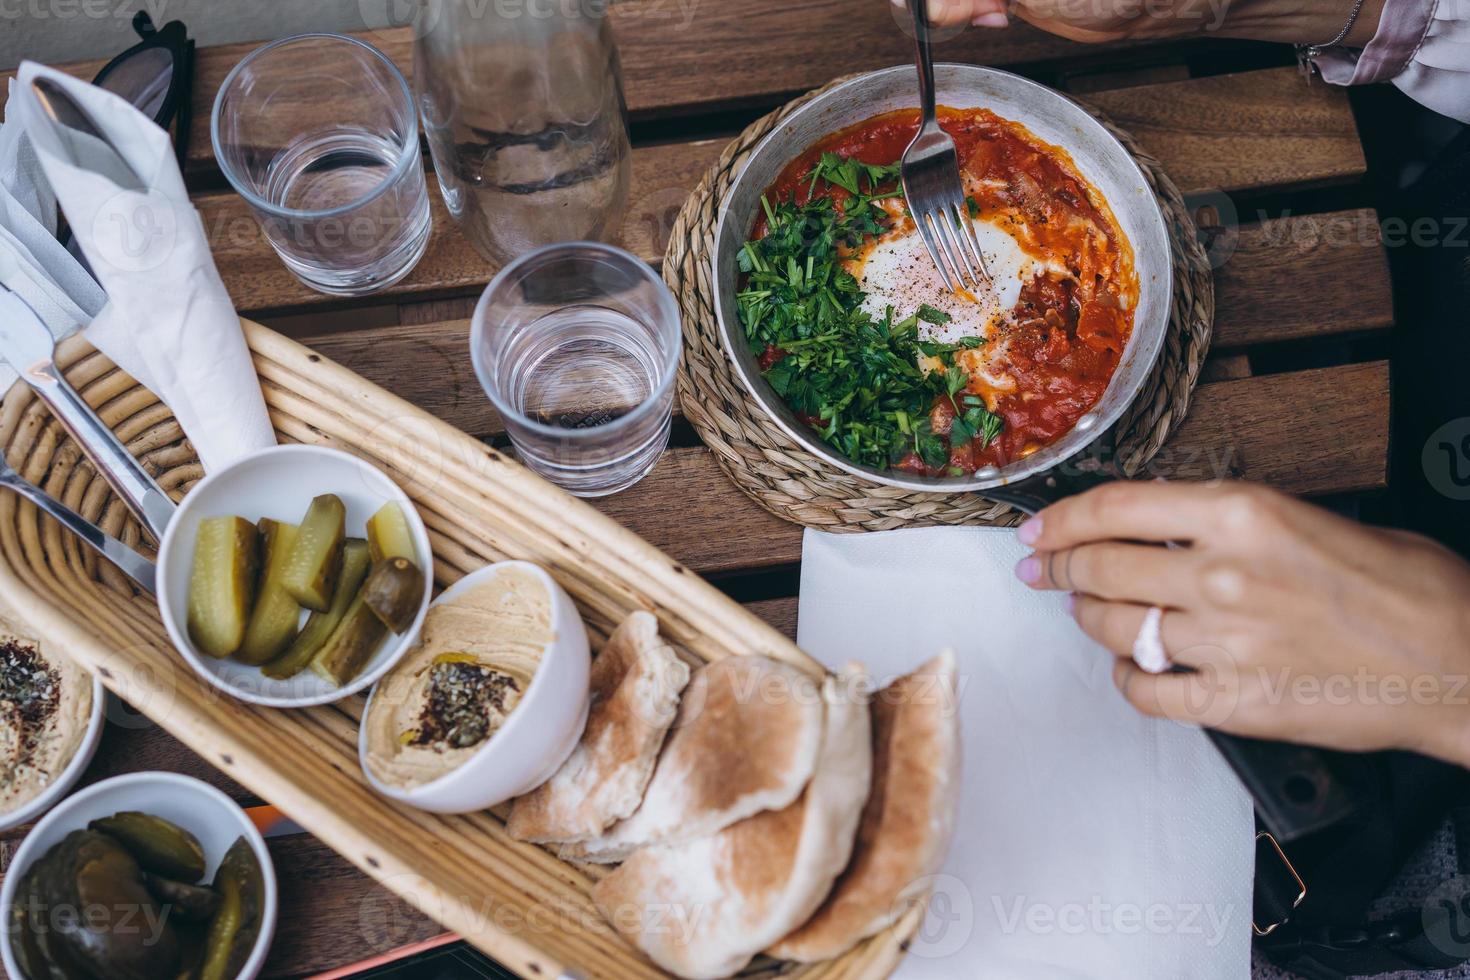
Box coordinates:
[844,211,1050,408]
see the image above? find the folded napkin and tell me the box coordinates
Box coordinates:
[799,527,1254,979]
[0,64,274,473]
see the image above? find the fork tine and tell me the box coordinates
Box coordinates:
[936,205,980,292]
[950,201,993,284]
[913,210,960,294]
[925,209,970,295]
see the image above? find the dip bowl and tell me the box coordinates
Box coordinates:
[0,771,278,980]
[359,561,591,814]
[0,671,105,833]
[156,444,434,709]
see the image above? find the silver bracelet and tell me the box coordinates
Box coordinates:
[1296,0,1371,78]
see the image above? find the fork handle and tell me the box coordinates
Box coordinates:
[908,0,940,129]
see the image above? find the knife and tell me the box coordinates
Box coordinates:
[0,462,155,594]
[0,285,175,542]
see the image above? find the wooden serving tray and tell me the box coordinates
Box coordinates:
[0,321,919,980]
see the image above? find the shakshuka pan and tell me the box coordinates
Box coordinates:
[735,107,1139,477]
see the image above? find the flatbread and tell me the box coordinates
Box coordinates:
[561,655,824,863]
[768,650,962,963]
[507,611,690,844]
[593,667,873,979]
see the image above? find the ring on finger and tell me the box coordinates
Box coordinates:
[1131,606,1171,674]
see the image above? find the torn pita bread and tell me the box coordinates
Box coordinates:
[507,611,691,844]
[767,650,961,963]
[593,667,873,979]
[561,655,824,863]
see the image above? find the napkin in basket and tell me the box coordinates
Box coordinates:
[0,64,274,472]
[798,526,1254,979]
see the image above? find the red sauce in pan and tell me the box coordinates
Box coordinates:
[751,107,1138,475]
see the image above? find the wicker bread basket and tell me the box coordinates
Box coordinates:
[0,321,918,980]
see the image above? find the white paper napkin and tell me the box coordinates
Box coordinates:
[799,526,1254,979]
[0,64,274,473]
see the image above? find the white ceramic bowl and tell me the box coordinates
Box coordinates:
[0,673,105,833]
[359,561,591,813]
[0,771,278,980]
[157,444,433,708]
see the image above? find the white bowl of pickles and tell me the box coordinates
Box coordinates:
[156,445,434,708]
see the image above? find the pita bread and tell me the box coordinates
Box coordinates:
[561,655,824,863]
[507,611,691,844]
[768,650,962,963]
[593,668,873,979]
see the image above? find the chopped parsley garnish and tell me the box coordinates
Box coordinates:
[917,304,952,325]
[736,153,1003,471]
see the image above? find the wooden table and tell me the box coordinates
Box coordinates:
[0,5,1394,976]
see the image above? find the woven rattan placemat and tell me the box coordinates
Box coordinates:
[663,77,1214,532]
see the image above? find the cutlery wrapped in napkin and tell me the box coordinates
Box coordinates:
[0,65,273,473]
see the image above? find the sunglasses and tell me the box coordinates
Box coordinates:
[56,11,194,275]
[92,11,196,165]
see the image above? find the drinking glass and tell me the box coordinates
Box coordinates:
[212,34,432,296]
[413,0,631,266]
[471,243,681,497]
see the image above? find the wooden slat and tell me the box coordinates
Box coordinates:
[1087,68,1365,194]
[82,714,259,804]
[585,362,1391,575]
[1212,209,1392,347]
[201,67,1366,316]
[262,834,444,977]
[748,596,798,639]
[0,9,1102,175]
[297,207,1392,438]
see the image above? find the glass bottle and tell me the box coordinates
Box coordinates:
[412,0,632,266]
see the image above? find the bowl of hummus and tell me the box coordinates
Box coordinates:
[0,628,104,833]
[359,561,591,813]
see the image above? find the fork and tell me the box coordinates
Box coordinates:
[900,0,992,291]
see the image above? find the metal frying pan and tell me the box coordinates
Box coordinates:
[711,65,1363,843]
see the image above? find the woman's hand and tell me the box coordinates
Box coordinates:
[914,0,1384,46]
[1014,481,1470,767]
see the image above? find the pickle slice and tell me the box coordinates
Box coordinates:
[236,519,301,665]
[199,838,263,980]
[89,811,207,881]
[280,494,345,612]
[187,516,259,658]
[145,874,221,922]
[366,501,416,563]
[361,557,425,633]
[262,539,370,681]
[311,590,389,687]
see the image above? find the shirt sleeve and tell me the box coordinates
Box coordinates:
[1314,0,1470,123]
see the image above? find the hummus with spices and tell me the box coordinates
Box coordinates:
[0,631,92,815]
[364,567,550,788]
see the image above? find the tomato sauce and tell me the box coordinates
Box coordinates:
[752,108,1138,475]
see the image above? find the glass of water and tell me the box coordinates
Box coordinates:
[471,243,681,497]
[212,34,432,296]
